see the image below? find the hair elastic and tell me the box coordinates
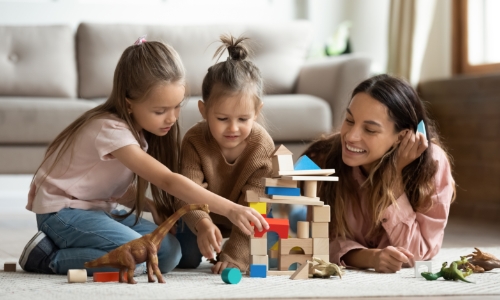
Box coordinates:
[134,35,147,45]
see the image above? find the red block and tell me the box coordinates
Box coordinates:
[93,272,119,282]
[254,218,289,239]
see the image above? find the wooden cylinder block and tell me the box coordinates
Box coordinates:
[67,269,87,283]
[297,221,310,238]
[303,181,317,198]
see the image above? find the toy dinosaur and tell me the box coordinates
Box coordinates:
[465,247,500,272]
[421,257,474,283]
[308,257,345,279]
[85,204,209,284]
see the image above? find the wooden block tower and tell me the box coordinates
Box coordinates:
[247,144,338,275]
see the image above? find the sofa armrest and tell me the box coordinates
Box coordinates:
[295,54,371,130]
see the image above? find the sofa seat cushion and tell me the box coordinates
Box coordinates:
[0,98,99,144]
[179,94,331,142]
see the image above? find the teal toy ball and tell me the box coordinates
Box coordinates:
[221,268,242,284]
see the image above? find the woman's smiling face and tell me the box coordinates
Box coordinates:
[340,92,400,173]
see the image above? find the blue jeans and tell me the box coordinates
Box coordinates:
[36,208,181,275]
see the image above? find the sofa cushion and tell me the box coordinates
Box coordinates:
[0,25,77,98]
[0,98,99,144]
[179,94,331,142]
[77,22,312,99]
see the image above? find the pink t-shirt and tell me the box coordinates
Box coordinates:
[330,144,455,266]
[26,114,147,214]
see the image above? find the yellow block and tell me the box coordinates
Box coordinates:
[249,202,267,214]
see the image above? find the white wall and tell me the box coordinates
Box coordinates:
[0,0,296,28]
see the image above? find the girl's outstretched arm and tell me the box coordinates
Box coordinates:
[111,144,269,235]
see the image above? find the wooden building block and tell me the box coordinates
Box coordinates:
[250,255,269,268]
[290,261,311,280]
[262,178,298,188]
[4,262,16,272]
[303,181,317,198]
[294,155,320,171]
[265,186,301,196]
[311,222,329,238]
[279,254,312,271]
[222,268,242,284]
[311,205,331,222]
[297,221,310,238]
[249,202,267,215]
[270,195,319,201]
[268,249,279,259]
[272,158,294,177]
[268,270,295,276]
[250,237,267,255]
[93,271,119,282]
[67,269,87,283]
[249,264,267,278]
[279,238,313,255]
[246,190,260,203]
[282,175,339,181]
[312,238,329,255]
[253,218,289,239]
[278,169,335,177]
[255,196,324,206]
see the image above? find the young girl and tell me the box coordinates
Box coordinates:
[173,35,275,274]
[19,37,268,276]
[303,74,456,273]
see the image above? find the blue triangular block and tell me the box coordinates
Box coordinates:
[294,155,320,171]
[417,120,427,137]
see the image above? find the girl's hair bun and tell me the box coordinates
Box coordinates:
[216,34,249,61]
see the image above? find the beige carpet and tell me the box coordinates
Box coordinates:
[1,247,499,299]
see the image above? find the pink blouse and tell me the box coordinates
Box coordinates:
[330,144,455,266]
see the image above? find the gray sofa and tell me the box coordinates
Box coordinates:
[0,22,371,173]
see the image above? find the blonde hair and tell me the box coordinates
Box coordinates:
[34,41,186,222]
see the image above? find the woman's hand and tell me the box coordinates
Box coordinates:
[396,130,428,172]
[226,204,269,235]
[211,261,239,274]
[195,218,222,260]
[373,246,414,273]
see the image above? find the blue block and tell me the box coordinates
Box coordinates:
[417,120,427,137]
[249,264,267,278]
[294,155,320,170]
[265,186,300,196]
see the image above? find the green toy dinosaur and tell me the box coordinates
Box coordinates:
[421,256,474,283]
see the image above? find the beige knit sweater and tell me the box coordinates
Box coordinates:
[174,121,274,271]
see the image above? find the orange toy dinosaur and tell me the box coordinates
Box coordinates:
[84,204,209,284]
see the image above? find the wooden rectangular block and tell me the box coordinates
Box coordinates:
[93,272,119,282]
[249,202,267,214]
[262,178,298,188]
[4,262,16,272]
[279,238,313,255]
[312,238,329,255]
[257,197,324,206]
[250,255,268,268]
[265,186,301,196]
[249,264,267,278]
[272,155,294,177]
[278,254,312,271]
[311,222,329,238]
[312,205,331,222]
[250,237,267,255]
